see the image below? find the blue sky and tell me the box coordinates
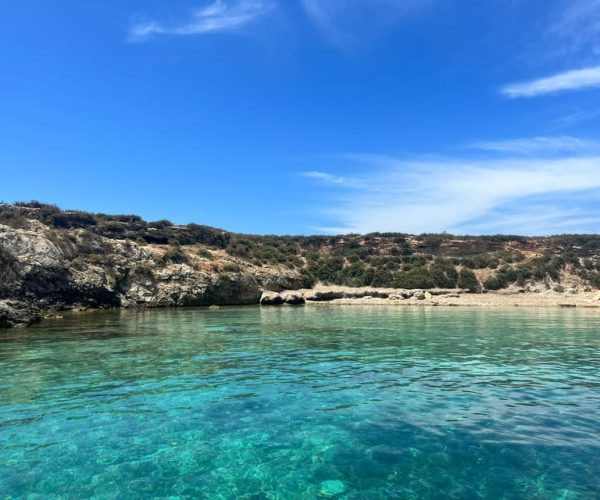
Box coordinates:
[2,0,600,235]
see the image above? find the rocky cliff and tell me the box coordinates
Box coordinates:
[0,217,304,327]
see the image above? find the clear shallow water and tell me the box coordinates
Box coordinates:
[1,307,600,499]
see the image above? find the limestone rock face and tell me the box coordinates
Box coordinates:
[260,274,305,293]
[204,274,262,306]
[0,221,64,270]
[0,220,289,327]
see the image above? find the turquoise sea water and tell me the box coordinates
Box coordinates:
[1,306,599,499]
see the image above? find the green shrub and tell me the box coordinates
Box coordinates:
[163,244,188,264]
[393,269,434,289]
[429,259,458,288]
[483,274,508,291]
[457,268,480,292]
[299,272,316,288]
[195,248,213,260]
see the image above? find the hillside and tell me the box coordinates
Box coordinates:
[1,202,599,327]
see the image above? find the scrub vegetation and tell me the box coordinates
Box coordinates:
[2,202,600,292]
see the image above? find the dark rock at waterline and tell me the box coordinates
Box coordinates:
[304,291,345,302]
[283,293,305,305]
[261,291,305,305]
[0,300,41,328]
[202,274,262,306]
[261,292,284,305]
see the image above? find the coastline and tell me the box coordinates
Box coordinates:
[262,286,600,309]
[2,203,600,328]
[4,286,599,330]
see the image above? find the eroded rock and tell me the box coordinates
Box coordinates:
[0,300,41,328]
[261,291,284,305]
[282,292,305,305]
[304,291,345,302]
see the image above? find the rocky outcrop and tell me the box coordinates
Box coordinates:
[260,291,284,305]
[281,292,305,305]
[0,300,41,328]
[0,220,301,327]
[260,291,305,305]
[202,274,262,306]
[260,275,306,293]
[258,287,467,307]
[304,290,345,302]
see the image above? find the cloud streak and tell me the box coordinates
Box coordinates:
[301,171,348,184]
[501,66,600,98]
[471,136,600,155]
[549,0,600,57]
[300,0,431,45]
[129,0,271,41]
[302,141,600,235]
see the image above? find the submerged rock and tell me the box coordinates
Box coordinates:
[320,480,347,497]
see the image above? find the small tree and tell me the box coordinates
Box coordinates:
[430,258,458,288]
[457,268,480,292]
[483,273,508,291]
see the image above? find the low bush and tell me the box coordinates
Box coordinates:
[483,274,508,291]
[163,244,188,265]
[457,268,480,292]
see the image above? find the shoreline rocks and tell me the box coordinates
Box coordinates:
[260,291,306,306]
[0,300,41,328]
[261,286,600,310]
[260,287,466,307]
[260,291,284,305]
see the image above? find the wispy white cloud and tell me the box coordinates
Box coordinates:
[301,171,348,184]
[501,66,600,98]
[129,0,271,41]
[553,109,600,128]
[549,0,600,57]
[471,136,600,155]
[300,0,431,45]
[303,142,600,235]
